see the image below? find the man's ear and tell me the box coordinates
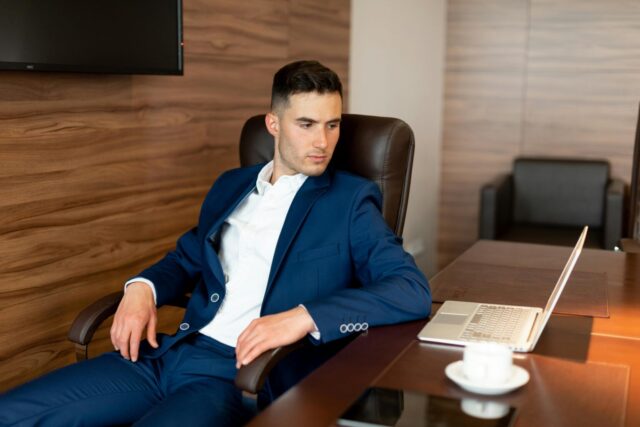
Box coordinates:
[265,112,279,137]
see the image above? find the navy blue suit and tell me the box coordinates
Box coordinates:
[0,164,431,426]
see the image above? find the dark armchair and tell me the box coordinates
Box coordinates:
[479,157,624,249]
[68,113,416,397]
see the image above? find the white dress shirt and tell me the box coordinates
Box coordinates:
[126,161,317,347]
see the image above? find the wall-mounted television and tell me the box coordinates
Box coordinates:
[0,0,183,75]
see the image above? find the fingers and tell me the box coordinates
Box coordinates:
[235,309,313,369]
[129,326,142,362]
[236,319,255,349]
[235,322,255,368]
[236,320,262,368]
[147,314,159,349]
[110,312,141,361]
[110,322,119,351]
[109,287,156,361]
[236,331,269,369]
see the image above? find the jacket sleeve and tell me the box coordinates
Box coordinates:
[302,181,432,344]
[133,226,203,307]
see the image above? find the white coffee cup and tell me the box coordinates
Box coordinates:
[462,343,513,385]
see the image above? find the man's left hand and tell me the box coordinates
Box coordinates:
[235,306,316,369]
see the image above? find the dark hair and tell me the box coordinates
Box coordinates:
[270,60,343,110]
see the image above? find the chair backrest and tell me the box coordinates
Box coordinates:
[238,114,415,236]
[512,157,609,227]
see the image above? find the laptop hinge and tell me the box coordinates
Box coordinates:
[525,311,541,346]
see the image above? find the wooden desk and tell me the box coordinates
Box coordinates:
[248,241,640,427]
[453,241,640,339]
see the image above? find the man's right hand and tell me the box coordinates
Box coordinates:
[110,282,158,362]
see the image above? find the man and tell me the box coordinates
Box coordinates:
[0,60,431,426]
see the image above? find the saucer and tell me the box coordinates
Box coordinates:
[445,361,529,395]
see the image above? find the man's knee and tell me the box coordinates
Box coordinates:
[0,353,159,426]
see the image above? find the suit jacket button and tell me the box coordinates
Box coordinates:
[347,323,355,332]
[362,322,369,331]
[354,323,362,331]
[179,322,190,331]
[339,324,348,333]
[210,293,220,303]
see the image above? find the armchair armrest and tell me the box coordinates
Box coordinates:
[234,340,306,394]
[68,291,123,361]
[479,173,513,239]
[68,291,191,362]
[604,178,625,250]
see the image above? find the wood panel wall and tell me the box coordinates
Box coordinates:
[0,0,350,391]
[438,0,640,268]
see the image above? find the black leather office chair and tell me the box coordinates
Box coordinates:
[479,157,625,249]
[68,113,416,400]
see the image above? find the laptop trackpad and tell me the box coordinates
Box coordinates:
[434,313,468,325]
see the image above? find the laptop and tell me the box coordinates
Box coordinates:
[417,226,588,352]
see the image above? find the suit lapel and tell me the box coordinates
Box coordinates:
[204,168,259,286]
[264,170,331,298]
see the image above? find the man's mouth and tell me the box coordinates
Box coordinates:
[308,154,327,162]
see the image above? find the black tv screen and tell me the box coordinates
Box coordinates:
[0,0,183,75]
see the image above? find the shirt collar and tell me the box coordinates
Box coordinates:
[256,161,308,195]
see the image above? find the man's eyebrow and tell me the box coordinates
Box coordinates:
[296,117,318,123]
[295,117,342,124]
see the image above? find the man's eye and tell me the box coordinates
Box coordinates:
[328,123,340,129]
[300,123,312,129]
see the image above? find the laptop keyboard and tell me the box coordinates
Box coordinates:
[460,304,529,343]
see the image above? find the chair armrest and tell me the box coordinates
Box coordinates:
[479,174,513,239]
[67,289,191,362]
[234,340,306,394]
[67,291,123,360]
[604,179,625,250]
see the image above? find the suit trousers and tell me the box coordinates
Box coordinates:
[0,334,253,427]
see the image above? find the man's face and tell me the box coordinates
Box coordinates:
[266,91,342,183]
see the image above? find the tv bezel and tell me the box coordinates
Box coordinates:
[0,0,184,76]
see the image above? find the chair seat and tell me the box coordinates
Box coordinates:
[498,225,602,249]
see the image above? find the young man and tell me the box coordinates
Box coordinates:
[0,61,431,427]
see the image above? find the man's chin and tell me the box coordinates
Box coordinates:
[303,164,329,177]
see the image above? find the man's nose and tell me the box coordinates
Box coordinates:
[314,129,329,149]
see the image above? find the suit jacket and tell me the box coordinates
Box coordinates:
[136,163,431,397]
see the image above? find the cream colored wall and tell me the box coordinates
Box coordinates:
[349,0,446,276]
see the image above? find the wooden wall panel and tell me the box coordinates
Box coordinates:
[0,0,349,391]
[439,0,640,269]
[289,0,351,105]
[438,0,528,267]
[523,0,640,176]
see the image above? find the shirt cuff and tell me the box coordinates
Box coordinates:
[124,277,158,305]
[298,304,321,340]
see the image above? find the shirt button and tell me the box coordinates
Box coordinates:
[224,274,229,284]
[210,293,220,303]
[179,322,190,331]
